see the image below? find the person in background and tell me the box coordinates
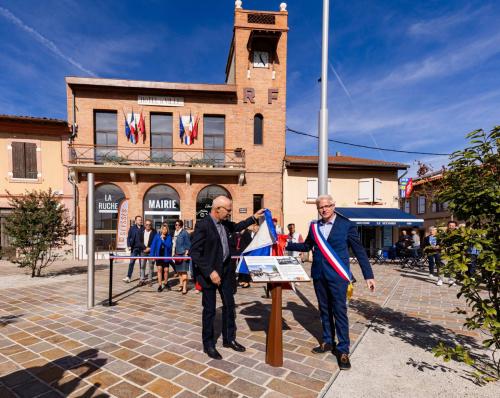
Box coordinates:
[423,226,445,285]
[285,223,304,260]
[236,224,257,289]
[123,216,144,283]
[150,223,173,292]
[409,229,420,258]
[172,220,191,294]
[139,219,156,286]
[272,217,283,234]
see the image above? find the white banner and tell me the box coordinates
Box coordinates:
[116,199,129,249]
[138,95,184,107]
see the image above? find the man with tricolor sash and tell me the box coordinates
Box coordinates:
[286,194,375,370]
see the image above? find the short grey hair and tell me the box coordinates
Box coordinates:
[316,194,335,207]
[212,195,231,208]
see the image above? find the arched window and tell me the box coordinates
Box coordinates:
[196,185,231,222]
[143,184,180,232]
[254,114,263,145]
[94,183,125,251]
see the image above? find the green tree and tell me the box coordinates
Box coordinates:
[4,189,72,277]
[433,127,500,382]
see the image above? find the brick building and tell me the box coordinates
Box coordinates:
[0,115,72,252]
[401,171,456,232]
[66,4,288,257]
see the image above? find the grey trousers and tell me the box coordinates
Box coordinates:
[139,252,155,281]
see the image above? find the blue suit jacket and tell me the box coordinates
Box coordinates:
[127,225,144,250]
[286,215,374,282]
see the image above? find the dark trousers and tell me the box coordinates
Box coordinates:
[201,270,236,349]
[313,277,349,354]
[127,248,142,278]
[427,253,442,275]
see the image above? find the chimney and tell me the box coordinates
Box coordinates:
[336,151,341,156]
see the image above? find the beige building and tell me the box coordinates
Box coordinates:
[283,155,423,255]
[66,4,288,257]
[0,115,72,251]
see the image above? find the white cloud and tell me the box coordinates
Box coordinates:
[371,32,500,89]
[0,6,96,76]
[407,7,484,37]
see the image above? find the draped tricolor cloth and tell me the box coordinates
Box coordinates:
[237,209,277,274]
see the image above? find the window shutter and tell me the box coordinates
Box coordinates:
[358,178,373,202]
[25,143,37,179]
[373,178,382,202]
[307,178,318,199]
[12,142,26,178]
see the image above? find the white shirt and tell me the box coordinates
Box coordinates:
[286,231,303,258]
[318,214,336,239]
[143,230,151,248]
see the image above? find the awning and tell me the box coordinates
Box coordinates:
[335,207,424,227]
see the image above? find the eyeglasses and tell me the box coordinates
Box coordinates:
[317,204,334,211]
[145,224,152,227]
[218,206,232,212]
[175,223,181,226]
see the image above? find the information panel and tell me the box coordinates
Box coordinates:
[244,256,311,283]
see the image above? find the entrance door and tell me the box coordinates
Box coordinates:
[150,214,180,234]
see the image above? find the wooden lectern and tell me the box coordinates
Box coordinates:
[266,282,284,367]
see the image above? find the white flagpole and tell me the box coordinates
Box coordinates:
[318,0,330,196]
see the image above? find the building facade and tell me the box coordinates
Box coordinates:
[402,171,455,231]
[66,5,288,257]
[283,155,422,255]
[0,115,72,252]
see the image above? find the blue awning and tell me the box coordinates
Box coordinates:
[335,207,424,226]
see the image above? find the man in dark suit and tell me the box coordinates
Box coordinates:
[190,195,264,360]
[124,216,144,283]
[138,219,157,286]
[286,195,375,370]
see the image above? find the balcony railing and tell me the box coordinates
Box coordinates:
[68,144,245,169]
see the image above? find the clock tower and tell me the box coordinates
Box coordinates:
[224,2,288,221]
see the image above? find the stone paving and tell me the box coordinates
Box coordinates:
[0,260,480,398]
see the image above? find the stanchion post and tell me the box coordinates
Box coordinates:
[87,172,95,309]
[108,253,114,306]
[266,282,283,367]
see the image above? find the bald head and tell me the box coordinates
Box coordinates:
[211,195,233,221]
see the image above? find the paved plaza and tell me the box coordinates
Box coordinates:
[0,259,489,398]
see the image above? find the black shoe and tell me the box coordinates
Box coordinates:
[336,352,351,370]
[311,342,334,354]
[222,340,246,352]
[165,284,171,291]
[204,347,222,360]
[157,285,163,292]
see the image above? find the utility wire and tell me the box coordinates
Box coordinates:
[286,127,452,156]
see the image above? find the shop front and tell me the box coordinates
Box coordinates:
[336,207,424,256]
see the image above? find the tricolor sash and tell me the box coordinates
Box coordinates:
[311,221,352,282]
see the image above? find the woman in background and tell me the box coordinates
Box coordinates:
[150,223,173,292]
[172,220,191,294]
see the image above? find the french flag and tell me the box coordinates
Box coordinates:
[237,209,278,274]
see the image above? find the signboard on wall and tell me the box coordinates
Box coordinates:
[116,199,129,249]
[138,95,184,107]
[97,194,120,213]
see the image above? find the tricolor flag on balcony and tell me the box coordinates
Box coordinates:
[179,112,198,145]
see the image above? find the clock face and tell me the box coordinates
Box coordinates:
[253,51,269,68]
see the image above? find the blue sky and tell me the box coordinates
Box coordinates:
[1,0,499,176]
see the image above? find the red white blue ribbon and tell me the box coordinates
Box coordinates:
[311,221,352,282]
